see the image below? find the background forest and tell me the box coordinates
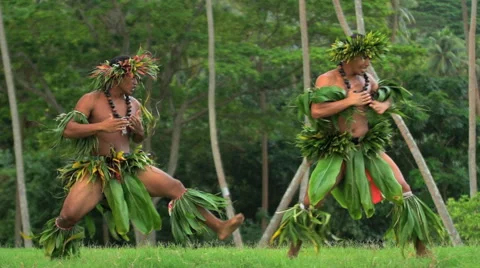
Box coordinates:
[0,0,479,247]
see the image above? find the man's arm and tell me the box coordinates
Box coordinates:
[310,73,371,119]
[367,73,392,115]
[63,93,128,138]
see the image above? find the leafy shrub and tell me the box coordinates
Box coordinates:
[447,194,480,245]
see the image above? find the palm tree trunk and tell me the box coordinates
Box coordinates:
[167,102,187,178]
[0,5,32,248]
[298,0,311,203]
[354,0,365,34]
[390,0,399,42]
[468,0,478,198]
[206,0,243,247]
[333,0,463,246]
[260,89,269,231]
[332,0,352,36]
[135,22,156,246]
[15,189,22,247]
[461,0,480,116]
[258,159,310,247]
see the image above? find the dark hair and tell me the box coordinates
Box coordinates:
[109,55,130,66]
[350,33,364,39]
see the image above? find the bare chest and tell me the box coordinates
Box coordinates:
[335,76,371,94]
[89,96,136,123]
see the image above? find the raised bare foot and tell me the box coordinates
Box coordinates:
[414,239,432,258]
[287,241,303,259]
[218,213,245,240]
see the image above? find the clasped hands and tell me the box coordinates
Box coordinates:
[347,90,390,114]
[101,110,143,134]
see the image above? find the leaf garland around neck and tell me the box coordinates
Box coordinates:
[338,62,370,92]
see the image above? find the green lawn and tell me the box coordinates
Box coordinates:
[0,245,477,268]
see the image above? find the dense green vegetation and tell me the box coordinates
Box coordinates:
[0,0,478,247]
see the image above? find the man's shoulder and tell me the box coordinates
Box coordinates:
[75,91,102,111]
[80,91,102,100]
[128,96,141,106]
[315,69,340,88]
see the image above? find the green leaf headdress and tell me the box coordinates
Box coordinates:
[329,31,389,63]
[89,48,160,91]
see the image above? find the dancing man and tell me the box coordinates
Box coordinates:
[271,32,444,258]
[39,50,244,258]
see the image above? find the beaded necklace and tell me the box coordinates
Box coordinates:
[104,90,132,135]
[338,62,369,92]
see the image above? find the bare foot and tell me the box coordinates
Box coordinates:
[414,239,432,258]
[287,241,303,259]
[218,213,245,240]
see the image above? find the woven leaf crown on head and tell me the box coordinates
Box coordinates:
[89,48,160,91]
[329,31,390,63]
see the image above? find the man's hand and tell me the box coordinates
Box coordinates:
[347,90,372,107]
[100,114,130,133]
[369,100,390,114]
[127,110,144,135]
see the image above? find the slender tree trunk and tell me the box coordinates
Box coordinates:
[391,0,399,42]
[334,0,463,246]
[256,59,269,231]
[468,0,478,197]
[135,78,155,246]
[135,20,156,245]
[332,0,352,36]
[258,159,310,247]
[206,0,243,247]
[354,0,365,34]
[298,0,311,203]
[167,102,187,176]
[461,0,480,116]
[15,189,22,247]
[260,90,269,231]
[0,5,32,248]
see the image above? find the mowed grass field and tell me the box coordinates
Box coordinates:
[0,244,477,268]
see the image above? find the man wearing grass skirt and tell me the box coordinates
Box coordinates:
[271,32,445,258]
[39,50,244,259]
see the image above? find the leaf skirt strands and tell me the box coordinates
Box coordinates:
[169,189,227,243]
[386,192,447,257]
[52,147,161,246]
[38,218,85,259]
[270,204,331,252]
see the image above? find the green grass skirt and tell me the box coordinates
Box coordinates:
[388,193,446,256]
[169,189,227,243]
[270,204,331,252]
[38,218,85,259]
